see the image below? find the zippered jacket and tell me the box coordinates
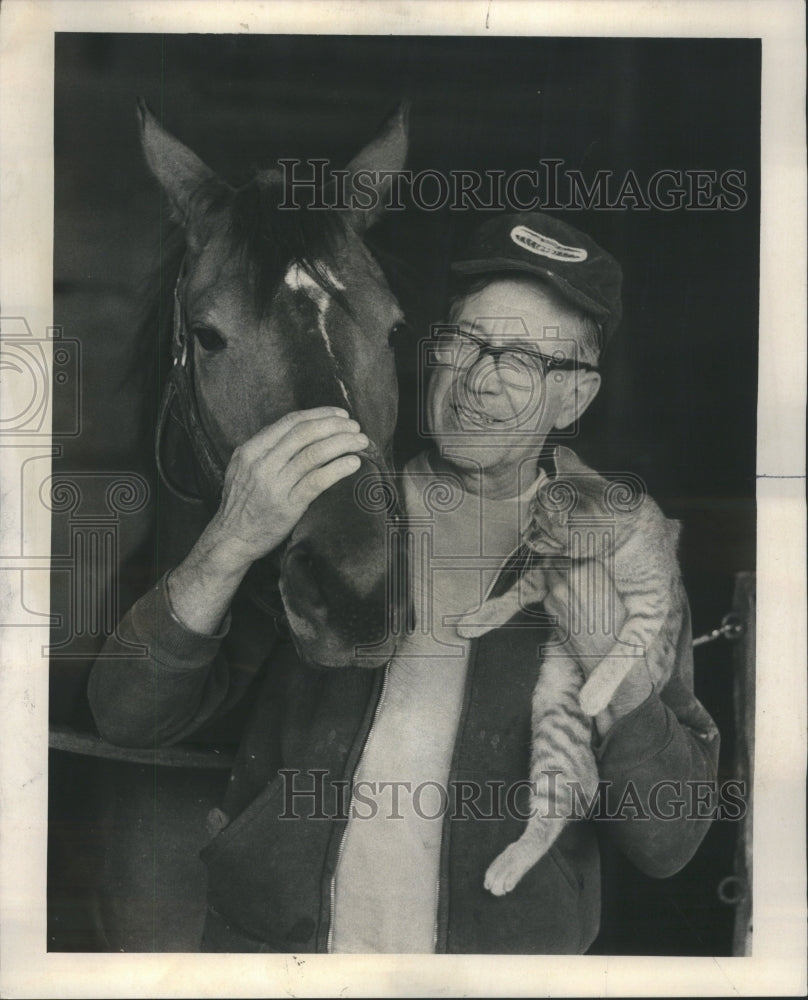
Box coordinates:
[89,558,720,954]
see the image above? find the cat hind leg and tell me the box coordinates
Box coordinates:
[485,826,554,896]
[485,656,598,896]
[484,759,599,896]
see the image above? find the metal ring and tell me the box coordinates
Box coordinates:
[720,613,745,641]
[717,874,747,905]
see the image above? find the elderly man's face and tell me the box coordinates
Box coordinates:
[426,277,601,494]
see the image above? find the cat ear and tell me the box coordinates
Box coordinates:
[552,445,585,474]
[552,371,601,431]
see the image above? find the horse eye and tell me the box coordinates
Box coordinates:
[192,326,226,352]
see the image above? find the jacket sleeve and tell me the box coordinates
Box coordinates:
[87,574,277,748]
[591,606,721,878]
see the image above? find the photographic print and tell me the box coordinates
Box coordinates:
[1,2,805,997]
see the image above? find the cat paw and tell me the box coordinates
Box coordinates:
[579,684,609,716]
[484,842,536,896]
[456,623,486,639]
[454,614,490,639]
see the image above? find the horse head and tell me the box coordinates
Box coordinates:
[138,100,409,668]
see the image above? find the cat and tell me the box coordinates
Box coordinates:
[456,445,686,896]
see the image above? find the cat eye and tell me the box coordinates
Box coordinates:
[192,325,227,352]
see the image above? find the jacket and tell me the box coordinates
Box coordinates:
[88,555,720,954]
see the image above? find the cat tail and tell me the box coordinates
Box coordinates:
[484,655,599,896]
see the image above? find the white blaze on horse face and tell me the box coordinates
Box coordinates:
[284,262,352,409]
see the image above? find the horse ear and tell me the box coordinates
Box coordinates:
[343,102,410,233]
[136,98,227,244]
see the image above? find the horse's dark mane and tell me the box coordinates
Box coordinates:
[129,171,360,463]
[227,173,350,316]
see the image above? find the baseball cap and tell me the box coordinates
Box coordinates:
[450,212,623,342]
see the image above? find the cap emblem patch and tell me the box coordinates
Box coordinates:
[510,225,588,262]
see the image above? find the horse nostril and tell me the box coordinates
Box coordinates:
[282,544,326,612]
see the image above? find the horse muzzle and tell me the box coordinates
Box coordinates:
[278,453,410,669]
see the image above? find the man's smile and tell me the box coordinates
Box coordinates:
[452,402,509,427]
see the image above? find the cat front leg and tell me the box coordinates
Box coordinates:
[454,590,522,638]
[455,572,549,638]
[578,655,638,716]
[578,582,680,715]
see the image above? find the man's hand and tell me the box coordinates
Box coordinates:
[542,565,654,737]
[167,407,368,635]
[209,407,368,570]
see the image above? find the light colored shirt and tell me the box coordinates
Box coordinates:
[329,451,539,953]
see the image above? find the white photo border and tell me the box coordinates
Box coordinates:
[0,1,805,996]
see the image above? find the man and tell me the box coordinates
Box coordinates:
[89,211,719,953]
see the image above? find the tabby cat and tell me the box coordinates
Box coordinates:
[457,446,686,895]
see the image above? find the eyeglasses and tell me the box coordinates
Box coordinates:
[431,326,598,388]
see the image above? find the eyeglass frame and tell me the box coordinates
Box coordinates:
[429,323,599,380]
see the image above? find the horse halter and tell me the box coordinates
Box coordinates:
[155,258,226,507]
[155,256,405,521]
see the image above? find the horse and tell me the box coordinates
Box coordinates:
[138,98,410,668]
[47,101,414,952]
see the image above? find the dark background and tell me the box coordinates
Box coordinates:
[49,33,759,954]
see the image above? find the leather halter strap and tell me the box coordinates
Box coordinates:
[155,256,404,522]
[155,258,226,506]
